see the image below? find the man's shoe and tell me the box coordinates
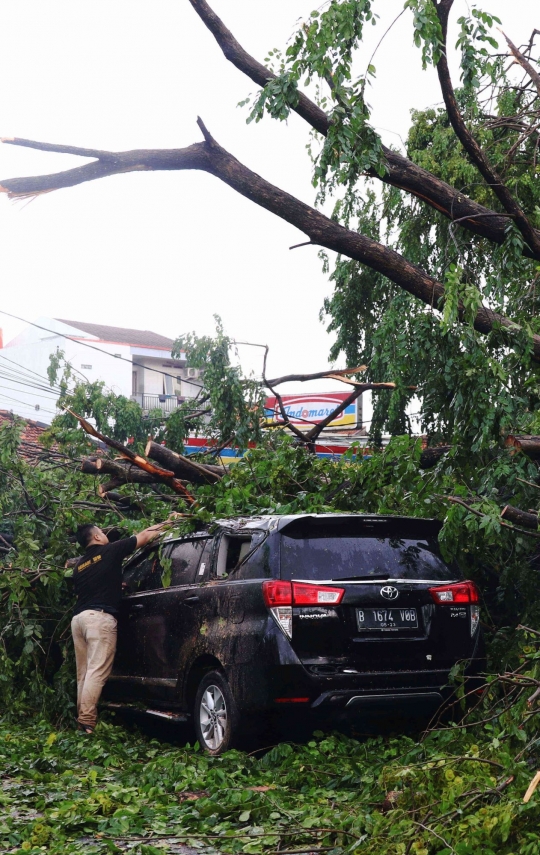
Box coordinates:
[76,722,95,735]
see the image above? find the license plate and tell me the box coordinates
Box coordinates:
[356,607,418,631]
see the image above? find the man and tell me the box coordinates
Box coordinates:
[71,520,170,733]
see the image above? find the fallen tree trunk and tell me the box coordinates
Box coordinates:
[501,505,539,530]
[70,412,195,504]
[145,441,223,484]
[505,435,540,460]
[82,457,158,484]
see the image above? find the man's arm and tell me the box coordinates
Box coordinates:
[135,515,180,549]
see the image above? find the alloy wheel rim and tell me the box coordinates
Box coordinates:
[200,684,227,750]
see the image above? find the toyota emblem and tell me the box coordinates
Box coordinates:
[380,585,399,601]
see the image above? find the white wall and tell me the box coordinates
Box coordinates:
[0,318,141,423]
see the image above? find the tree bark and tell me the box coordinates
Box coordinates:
[144,441,223,484]
[505,435,540,460]
[187,0,540,260]
[95,458,160,484]
[4,133,538,361]
[501,504,539,529]
[83,458,160,484]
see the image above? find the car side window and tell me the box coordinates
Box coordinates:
[169,539,208,586]
[123,549,163,593]
[214,535,258,578]
[236,539,273,579]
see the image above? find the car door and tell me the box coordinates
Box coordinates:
[158,537,213,696]
[113,538,210,703]
[112,547,166,699]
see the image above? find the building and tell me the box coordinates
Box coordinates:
[0,318,201,424]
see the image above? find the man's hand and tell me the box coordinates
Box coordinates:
[134,515,182,549]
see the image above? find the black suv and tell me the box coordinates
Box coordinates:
[105,514,485,754]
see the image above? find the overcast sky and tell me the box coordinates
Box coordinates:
[0,0,537,423]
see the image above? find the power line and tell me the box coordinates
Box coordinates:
[0,352,63,391]
[0,383,58,401]
[0,392,57,415]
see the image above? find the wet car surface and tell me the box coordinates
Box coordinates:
[104,514,486,754]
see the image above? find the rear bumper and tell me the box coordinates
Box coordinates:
[311,688,444,710]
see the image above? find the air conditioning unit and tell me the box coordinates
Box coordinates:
[187,367,199,379]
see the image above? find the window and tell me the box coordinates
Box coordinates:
[123,550,163,593]
[215,535,253,578]
[169,539,207,586]
[132,371,138,395]
[280,535,456,582]
[236,536,272,580]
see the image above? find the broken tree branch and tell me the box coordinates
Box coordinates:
[501,30,540,99]
[443,495,540,538]
[501,504,539,529]
[83,457,160,485]
[505,435,540,460]
[144,441,223,484]
[187,0,540,260]
[69,411,195,504]
[4,132,539,360]
[266,366,367,386]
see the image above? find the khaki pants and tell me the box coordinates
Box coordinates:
[71,610,117,728]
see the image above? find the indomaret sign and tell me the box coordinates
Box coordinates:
[264,392,359,429]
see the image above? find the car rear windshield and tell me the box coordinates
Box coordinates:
[280,533,458,582]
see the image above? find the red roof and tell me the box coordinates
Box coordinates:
[55,319,175,350]
[0,410,50,461]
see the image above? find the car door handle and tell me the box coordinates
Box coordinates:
[184,596,200,604]
[132,603,145,610]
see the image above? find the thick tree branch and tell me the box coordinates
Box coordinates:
[69,411,195,503]
[3,130,540,360]
[267,366,367,386]
[501,31,540,99]
[434,1,540,257]
[506,434,540,460]
[187,0,540,259]
[501,504,538,529]
[144,440,223,484]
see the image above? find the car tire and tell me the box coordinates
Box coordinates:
[193,670,239,756]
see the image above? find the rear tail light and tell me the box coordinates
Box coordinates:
[292,582,344,605]
[262,580,293,606]
[262,581,345,638]
[429,581,481,637]
[262,581,345,607]
[429,581,479,604]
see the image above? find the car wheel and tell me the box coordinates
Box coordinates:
[194,670,239,755]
